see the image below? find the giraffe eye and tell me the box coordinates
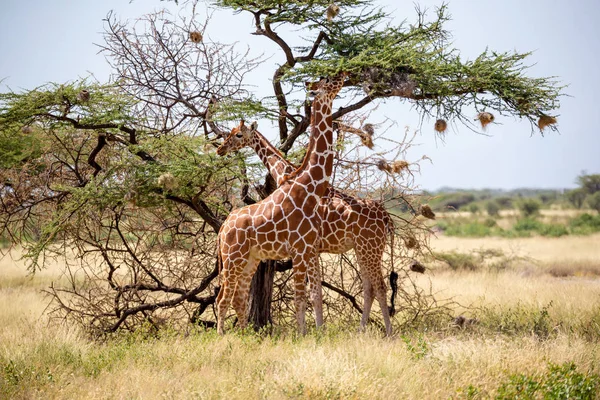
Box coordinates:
[236,133,243,138]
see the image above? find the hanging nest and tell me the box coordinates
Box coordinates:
[476,112,495,129]
[359,133,374,149]
[362,123,375,136]
[376,159,393,173]
[357,123,375,149]
[21,126,33,135]
[377,159,407,174]
[361,67,416,97]
[434,119,447,133]
[326,4,340,21]
[403,235,418,249]
[157,173,177,191]
[409,260,426,274]
[419,204,436,220]
[77,90,90,103]
[538,115,557,131]
[391,160,409,173]
[189,31,203,43]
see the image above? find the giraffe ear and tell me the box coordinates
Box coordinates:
[250,121,258,130]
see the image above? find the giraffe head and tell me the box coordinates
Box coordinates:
[306,72,348,102]
[216,120,258,156]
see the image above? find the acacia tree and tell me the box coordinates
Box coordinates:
[0,1,561,335]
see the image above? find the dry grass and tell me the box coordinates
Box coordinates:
[430,233,600,262]
[438,208,595,219]
[1,238,600,399]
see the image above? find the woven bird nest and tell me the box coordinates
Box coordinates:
[409,260,426,274]
[419,204,436,220]
[157,173,177,191]
[77,90,90,103]
[403,235,418,249]
[476,112,495,129]
[434,119,447,133]
[361,67,417,97]
[189,31,203,43]
[538,115,557,131]
[326,4,340,21]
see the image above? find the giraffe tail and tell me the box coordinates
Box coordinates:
[387,215,398,318]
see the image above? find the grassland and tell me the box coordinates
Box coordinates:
[1,231,600,399]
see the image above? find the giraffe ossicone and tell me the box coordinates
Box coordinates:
[216,73,347,335]
[217,101,396,337]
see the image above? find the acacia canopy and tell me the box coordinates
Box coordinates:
[215,0,561,130]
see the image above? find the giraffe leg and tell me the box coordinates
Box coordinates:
[359,277,374,332]
[216,258,236,335]
[292,264,307,335]
[231,258,259,330]
[357,245,393,336]
[305,250,324,329]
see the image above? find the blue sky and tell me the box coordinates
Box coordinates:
[1,0,599,190]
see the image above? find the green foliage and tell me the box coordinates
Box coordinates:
[434,250,481,271]
[442,221,494,237]
[431,192,477,211]
[587,192,600,214]
[577,173,600,195]
[214,0,378,26]
[0,81,133,132]
[537,223,569,238]
[400,334,430,360]
[509,218,567,238]
[481,302,554,338]
[483,217,497,228]
[569,213,600,235]
[518,199,541,218]
[0,127,45,169]
[512,218,543,232]
[486,201,500,216]
[496,362,600,400]
[217,1,562,127]
[468,204,480,214]
[495,196,514,209]
[567,188,587,209]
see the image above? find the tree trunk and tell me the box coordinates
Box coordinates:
[247,260,276,330]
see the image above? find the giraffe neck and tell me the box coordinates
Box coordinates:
[250,130,294,186]
[290,98,335,196]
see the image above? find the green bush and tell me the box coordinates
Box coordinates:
[483,217,497,227]
[486,201,500,216]
[434,251,481,271]
[444,221,493,237]
[496,362,600,400]
[587,192,600,214]
[468,204,480,214]
[513,218,543,232]
[569,213,600,235]
[518,199,541,218]
[538,223,569,237]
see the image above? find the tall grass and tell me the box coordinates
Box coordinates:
[1,239,600,399]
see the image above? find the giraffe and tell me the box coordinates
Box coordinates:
[217,121,395,335]
[216,73,347,335]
